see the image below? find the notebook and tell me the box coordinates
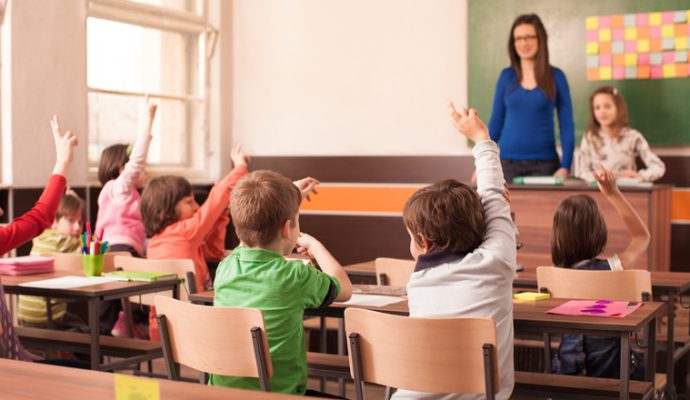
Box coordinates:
[104,271,179,282]
[0,255,54,275]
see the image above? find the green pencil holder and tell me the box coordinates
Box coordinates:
[82,254,104,277]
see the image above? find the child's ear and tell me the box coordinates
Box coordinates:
[416,233,432,254]
[280,219,292,239]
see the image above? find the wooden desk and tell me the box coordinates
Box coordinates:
[510,184,672,271]
[0,358,315,399]
[1,271,180,370]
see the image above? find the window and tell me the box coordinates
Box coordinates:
[87,0,213,176]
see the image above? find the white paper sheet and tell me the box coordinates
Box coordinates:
[339,294,404,307]
[18,276,121,289]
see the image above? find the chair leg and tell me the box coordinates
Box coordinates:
[543,332,552,373]
[384,386,392,400]
[156,314,179,380]
[349,333,365,400]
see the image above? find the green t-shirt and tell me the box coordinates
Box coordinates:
[209,246,341,395]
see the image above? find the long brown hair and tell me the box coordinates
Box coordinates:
[551,195,607,267]
[98,144,129,185]
[141,175,193,237]
[585,85,629,150]
[508,14,555,100]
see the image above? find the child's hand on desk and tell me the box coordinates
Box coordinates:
[448,101,489,143]
[294,177,320,201]
[594,164,621,197]
[617,169,640,179]
[231,144,250,168]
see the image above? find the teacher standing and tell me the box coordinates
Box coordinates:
[488,14,575,183]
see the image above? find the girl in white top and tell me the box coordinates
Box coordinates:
[577,86,665,182]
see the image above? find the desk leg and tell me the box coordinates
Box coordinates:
[89,298,101,370]
[338,319,345,397]
[620,333,630,400]
[121,298,134,338]
[666,292,676,400]
[645,317,657,382]
[45,297,54,330]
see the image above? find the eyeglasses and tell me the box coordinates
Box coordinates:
[513,35,537,43]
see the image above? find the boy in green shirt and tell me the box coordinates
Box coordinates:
[211,170,352,395]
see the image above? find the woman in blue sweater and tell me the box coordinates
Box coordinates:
[488,14,575,183]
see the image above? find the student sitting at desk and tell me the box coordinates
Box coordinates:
[0,116,78,361]
[551,165,650,379]
[393,103,516,400]
[211,170,352,396]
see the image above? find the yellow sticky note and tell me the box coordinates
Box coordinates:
[115,374,160,400]
[514,292,550,301]
[638,39,650,52]
[600,66,612,80]
[661,24,674,38]
[624,27,637,40]
[586,16,598,30]
[625,53,637,66]
[586,42,599,55]
[649,12,662,26]
[676,37,688,51]
[599,28,611,42]
[663,64,676,78]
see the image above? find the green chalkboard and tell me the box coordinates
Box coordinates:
[468,0,690,146]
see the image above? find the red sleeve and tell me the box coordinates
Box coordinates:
[0,175,66,255]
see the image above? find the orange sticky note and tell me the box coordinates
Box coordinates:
[600,41,612,54]
[638,65,651,79]
[587,67,600,81]
[613,54,626,67]
[637,26,650,39]
[611,15,624,28]
[650,39,662,52]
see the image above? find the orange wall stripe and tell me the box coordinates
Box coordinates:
[300,185,420,213]
[672,190,690,221]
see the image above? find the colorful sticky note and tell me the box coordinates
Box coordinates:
[663,64,676,78]
[612,28,625,41]
[599,16,611,29]
[662,38,675,51]
[676,36,689,51]
[599,54,612,66]
[624,27,637,40]
[638,52,650,66]
[675,11,688,23]
[677,63,689,77]
[613,54,626,67]
[613,67,625,79]
[677,50,689,63]
[663,51,676,64]
[624,14,637,27]
[587,29,599,42]
[636,13,649,26]
[625,66,638,79]
[586,16,598,30]
[649,12,662,26]
[638,39,650,52]
[625,53,638,66]
[625,40,637,53]
[638,65,651,79]
[650,38,663,52]
[661,25,674,38]
[599,28,612,42]
[650,52,663,66]
[586,42,599,55]
[587,67,600,81]
[600,66,612,80]
[612,15,625,28]
[650,26,662,39]
[600,41,612,54]
[675,24,688,37]
[587,55,599,68]
[662,11,674,24]
[651,65,663,79]
[637,26,650,39]
[114,375,160,400]
[612,41,625,54]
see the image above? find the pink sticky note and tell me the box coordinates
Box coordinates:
[651,66,663,79]
[599,16,611,29]
[650,26,662,39]
[546,300,642,318]
[663,51,675,64]
[613,67,625,79]
[638,53,650,66]
[662,12,674,24]
[613,28,625,40]
[625,40,637,52]
[587,29,599,42]
[636,13,649,26]
[599,54,612,66]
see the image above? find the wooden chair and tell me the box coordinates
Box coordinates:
[374,257,415,287]
[345,307,499,400]
[154,296,273,390]
[50,251,132,273]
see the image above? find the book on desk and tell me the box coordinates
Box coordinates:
[105,270,179,282]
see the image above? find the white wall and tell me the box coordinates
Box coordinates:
[231,0,470,156]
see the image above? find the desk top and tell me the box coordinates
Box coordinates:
[0,358,313,400]
[507,183,672,193]
[0,271,180,299]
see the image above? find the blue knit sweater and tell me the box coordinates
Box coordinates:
[488,66,575,170]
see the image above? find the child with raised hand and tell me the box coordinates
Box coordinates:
[577,86,665,182]
[210,170,351,395]
[392,103,516,400]
[142,144,250,340]
[552,164,650,378]
[17,190,88,331]
[1,115,78,361]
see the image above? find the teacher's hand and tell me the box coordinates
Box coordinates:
[553,168,569,178]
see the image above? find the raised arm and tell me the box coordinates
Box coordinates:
[113,100,157,197]
[595,166,650,268]
[296,233,352,302]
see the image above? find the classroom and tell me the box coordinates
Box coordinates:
[1,0,690,399]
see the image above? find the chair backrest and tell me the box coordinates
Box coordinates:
[345,308,499,400]
[155,296,273,390]
[113,256,195,303]
[49,251,132,274]
[374,257,415,287]
[536,266,652,301]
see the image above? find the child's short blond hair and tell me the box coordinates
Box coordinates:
[403,179,485,254]
[230,170,302,247]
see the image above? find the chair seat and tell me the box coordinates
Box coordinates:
[306,352,350,379]
[514,371,654,399]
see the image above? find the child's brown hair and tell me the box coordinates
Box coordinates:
[585,85,629,149]
[230,170,302,247]
[98,144,129,185]
[551,194,607,267]
[57,192,86,222]
[402,179,485,254]
[141,175,193,237]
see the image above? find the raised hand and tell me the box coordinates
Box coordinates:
[448,101,490,143]
[594,163,620,197]
[51,115,78,176]
[231,144,250,168]
[294,177,320,201]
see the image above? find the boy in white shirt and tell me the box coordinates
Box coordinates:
[393,104,516,400]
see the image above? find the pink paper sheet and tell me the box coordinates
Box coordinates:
[547,300,642,318]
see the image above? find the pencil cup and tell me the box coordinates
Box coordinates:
[82,255,104,277]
